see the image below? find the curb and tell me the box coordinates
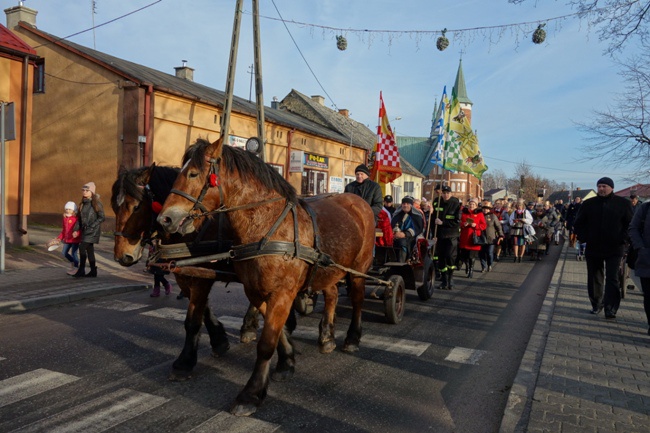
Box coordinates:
[498,242,568,433]
[0,284,150,314]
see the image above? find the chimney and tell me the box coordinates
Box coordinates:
[5,3,37,29]
[311,95,325,106]
[174,60,194,81]
[338,109,349,118]
[271,96,279,109]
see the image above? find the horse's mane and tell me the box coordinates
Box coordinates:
[185,139,297,203]
[111,165,179,212]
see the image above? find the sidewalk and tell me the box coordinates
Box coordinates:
[501,243,650,433]
[0,225,151,313]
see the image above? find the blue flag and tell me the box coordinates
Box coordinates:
[430,86,448,168]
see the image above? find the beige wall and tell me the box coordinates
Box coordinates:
[14,28,122,219]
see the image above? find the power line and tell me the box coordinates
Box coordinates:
[34,0,163,49]
[269,0,339,110]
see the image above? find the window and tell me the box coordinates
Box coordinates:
[404,181,414,194]
[33,58,45,94]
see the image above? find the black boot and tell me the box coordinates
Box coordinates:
[84,266,97,278]
[447,271,454,290]
[438,272,448,290]
[72,265,86,278]
[467,260,474,278]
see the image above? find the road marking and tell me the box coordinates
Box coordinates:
[12,388,168,433]
[141,307,186,321]
[0,368,79,408]
[89,300,149,312]
[0,357,5,361]
[140,310,431,357]
[217,315,431,357]
[189,411,280,433]
[445,347,487,365]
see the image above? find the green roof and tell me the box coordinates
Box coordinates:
[453,59,472,105]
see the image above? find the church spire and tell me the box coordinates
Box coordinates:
[453,59,472,106]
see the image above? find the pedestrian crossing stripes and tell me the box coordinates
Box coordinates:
[189,411,280,433]
[139,309,432,356]
[89,299,149,312]
[141,307,186,322]
[0,368,79,408]
[11,388,168,433]
[444,347,487,365]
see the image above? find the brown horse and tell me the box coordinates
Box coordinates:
[157,138,375,416]
[111,164,241,380]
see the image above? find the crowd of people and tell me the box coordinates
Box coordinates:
[354,172,648,337]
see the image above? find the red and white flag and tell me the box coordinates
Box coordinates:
[370,92,402,184]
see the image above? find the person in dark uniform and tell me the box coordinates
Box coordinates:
[344,164,383,221]
[430,185,461,290]
[383,194,397,216]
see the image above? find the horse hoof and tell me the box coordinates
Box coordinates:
[240,330,257,344]
[341,342,360,353]
[168,369,192,381]
[230,402,257,417]
[211,342,230,358]
[319,340,336,354]
[271,367,295,382]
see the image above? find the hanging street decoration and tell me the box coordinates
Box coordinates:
[436,29,449,51]
[336,35,348,51]
[532,23,547,44]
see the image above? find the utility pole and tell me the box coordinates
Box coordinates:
[247,64,254,102]
[252,0,266,161]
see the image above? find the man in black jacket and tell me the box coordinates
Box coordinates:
[431,185,461,290]
[344,164,383,222]
[574,177,634,319]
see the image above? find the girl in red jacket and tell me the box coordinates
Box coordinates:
[57,201,81,275]
[459,198,487,278]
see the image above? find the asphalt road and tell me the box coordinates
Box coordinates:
[0,246,560,433]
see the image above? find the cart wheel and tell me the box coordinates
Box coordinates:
[293,292,315,316]
[384,275,406,324]
[417,261,435,301]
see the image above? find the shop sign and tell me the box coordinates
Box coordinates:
[289,151,304,172]
[329,176,344,193]
[304,153,328,169]
[228,135,247,149]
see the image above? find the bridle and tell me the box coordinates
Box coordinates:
[114,183,158,247]
[168,156,284,219]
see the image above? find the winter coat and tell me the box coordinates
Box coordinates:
[376,207,394,247]
[500,209,513,234]
[344,179,383,221]
[482,211,504,244]
[530,212,552,251]
[57,214,81,244]
[74,197,106,244]
[391,208,424,240]
[573,193,633,257]
[430,196,461,239]
[459,208,487,251]
[628,202,650,277]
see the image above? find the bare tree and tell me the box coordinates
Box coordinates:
[576,54,650,171]
[509,0,650,54]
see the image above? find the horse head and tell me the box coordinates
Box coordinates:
[158,137,225,235]
[111,164,157,265]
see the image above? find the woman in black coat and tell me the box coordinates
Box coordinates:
[628,201,650,335]
[72,181,105,277]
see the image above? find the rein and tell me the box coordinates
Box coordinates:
[159,154,392,289]
[114,183,158,246]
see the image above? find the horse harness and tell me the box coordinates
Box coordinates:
[164,157,388,290]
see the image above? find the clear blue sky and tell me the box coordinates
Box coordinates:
[7,0,643,190]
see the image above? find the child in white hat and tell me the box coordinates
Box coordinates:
[57,201,81,275]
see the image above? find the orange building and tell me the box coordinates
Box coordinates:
[0,20,38,246]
